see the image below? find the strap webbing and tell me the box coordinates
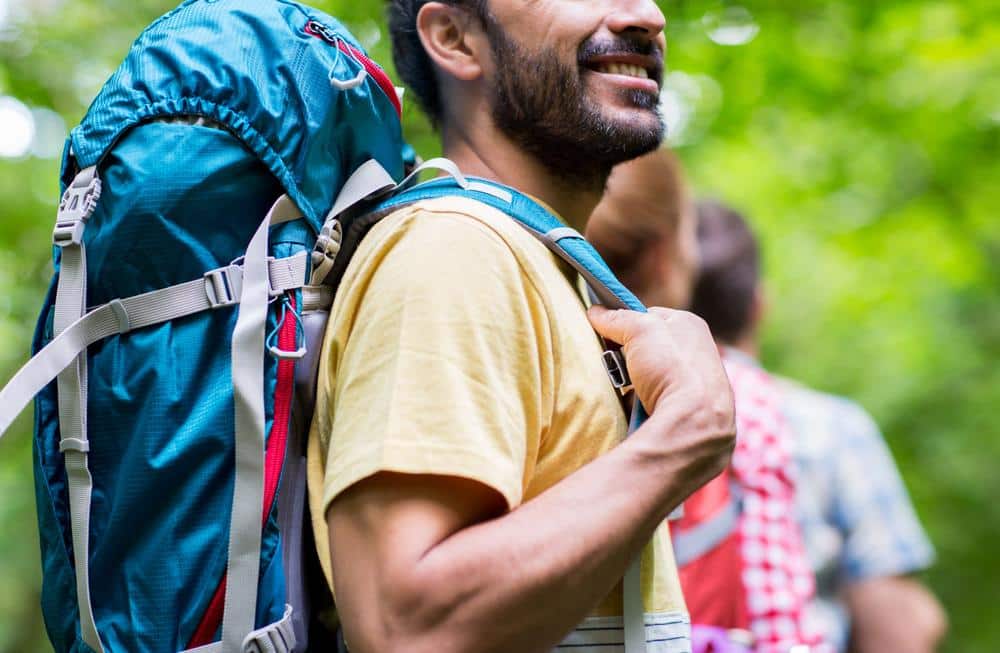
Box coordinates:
[0,255,310,440]
[220,197,301,653]
[623,397,647,653]
[672,484,742,567]
[623,559,644,653]
[324,159,397,223]
[185,604,296,653]
[52,166,104,653]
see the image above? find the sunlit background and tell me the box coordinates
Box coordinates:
[0,0,997,650]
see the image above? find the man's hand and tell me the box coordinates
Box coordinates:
[589,306,736,504]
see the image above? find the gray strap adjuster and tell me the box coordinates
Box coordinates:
[242,604,296,653]
[204,265,243,309]
[59,438,90,453]
[602,349,632,390]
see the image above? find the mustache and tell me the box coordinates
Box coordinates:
[578,37,665,86]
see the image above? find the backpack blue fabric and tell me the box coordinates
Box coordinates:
[0,4,655,653]
[26,1,405,651]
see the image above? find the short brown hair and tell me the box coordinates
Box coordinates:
[689,199,760,343]
[386,0,488,126]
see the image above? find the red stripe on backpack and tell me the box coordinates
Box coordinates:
[188,295,299,647]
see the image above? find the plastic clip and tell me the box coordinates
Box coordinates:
[267,297,307,360]
[602,349,632,390]
[329,37,368,90]
[204,265,242,309]
[310,218,343,285]
[53,168,102,247]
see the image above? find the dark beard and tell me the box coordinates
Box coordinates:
[484,16,665,192]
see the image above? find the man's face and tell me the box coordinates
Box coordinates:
[480,0,667,188]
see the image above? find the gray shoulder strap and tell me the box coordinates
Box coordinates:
[672,483,742,567]
[52,165,105,653]
[220,195,302,652]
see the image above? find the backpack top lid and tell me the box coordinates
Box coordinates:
[66,0,407,231]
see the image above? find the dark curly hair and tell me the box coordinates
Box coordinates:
[386,0,489,127]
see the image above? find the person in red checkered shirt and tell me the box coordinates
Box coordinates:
[588,149,828,653]
[689,200,945,653]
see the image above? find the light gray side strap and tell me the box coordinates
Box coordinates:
[52,165,104,653]
[623,558,644,653]
[221,195,286,653]
[311,162,398,284]
[301,285,334,312]
[0,254,308,440]
[398,156,468,189]
[672,486,741,567]
[325,159,397,222]
[398,156,514,202]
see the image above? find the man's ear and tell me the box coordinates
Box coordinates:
[416,2,488,83]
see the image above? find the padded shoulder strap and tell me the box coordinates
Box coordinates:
[378,178,646,313]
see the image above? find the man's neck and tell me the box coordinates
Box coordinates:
[439,121,604,231]
[725,334,759,360]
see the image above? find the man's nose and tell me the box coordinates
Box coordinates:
[606,0,667,40]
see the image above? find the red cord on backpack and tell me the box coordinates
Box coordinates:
[188,295,299,647]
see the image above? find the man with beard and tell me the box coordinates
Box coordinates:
[305,1,736,652]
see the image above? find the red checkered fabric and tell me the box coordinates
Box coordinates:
[724,351,827,653]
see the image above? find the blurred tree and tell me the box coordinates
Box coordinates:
[0,0,996,650]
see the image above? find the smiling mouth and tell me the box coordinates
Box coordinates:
[593,62,650,80]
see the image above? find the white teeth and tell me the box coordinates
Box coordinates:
[596,63,649,79]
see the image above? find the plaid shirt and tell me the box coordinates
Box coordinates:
[775,376,935,652]
[722,350,828,653]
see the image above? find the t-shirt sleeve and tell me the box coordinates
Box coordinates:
[831,400,936,581]
[318,209,555,515]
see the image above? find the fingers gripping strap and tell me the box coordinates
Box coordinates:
[53,166,104,653]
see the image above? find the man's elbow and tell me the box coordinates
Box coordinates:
[350,576,480,653]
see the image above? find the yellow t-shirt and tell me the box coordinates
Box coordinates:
[307,196,690,649]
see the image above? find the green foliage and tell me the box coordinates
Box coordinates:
[0,0,996,650]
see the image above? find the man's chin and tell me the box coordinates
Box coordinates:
[599,109,665,152]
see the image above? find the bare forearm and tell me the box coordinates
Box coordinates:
[847,577,947,653]
[386,411,724,653]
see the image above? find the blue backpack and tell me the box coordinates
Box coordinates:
[0,2,650,652]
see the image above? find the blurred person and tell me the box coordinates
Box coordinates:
[588,150,826,653]
[689,200,946,653]
[307,2,738,652]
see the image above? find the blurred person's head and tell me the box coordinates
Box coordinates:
[688,199,764,354]
[387,0,667,191]
[586,148,699,309]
